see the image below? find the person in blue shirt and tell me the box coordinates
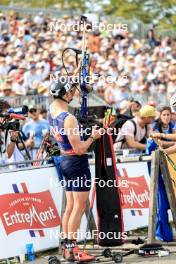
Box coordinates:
[152,106,176,149]
[22,107,49,157]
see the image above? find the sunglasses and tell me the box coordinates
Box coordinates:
[29,110,37,113]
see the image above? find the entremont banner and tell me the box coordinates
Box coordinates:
[89,161,150,232]
[0,191,60,235]
[117,162,150,230]
[0,166,63,260]
[119,168,149,209]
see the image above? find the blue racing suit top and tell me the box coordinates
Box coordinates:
[48,110,83,155]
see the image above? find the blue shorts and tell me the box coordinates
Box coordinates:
[60,154,91,192]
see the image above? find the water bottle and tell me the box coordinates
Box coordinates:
[26,243,36,261]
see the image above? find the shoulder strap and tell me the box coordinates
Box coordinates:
[145,124,148,136]
[129,119,137,137]
[130,119,148,138]
[61,112,70,121]
[4,129,10,153]
[116,119,137,147]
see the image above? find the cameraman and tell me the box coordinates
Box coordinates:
[0,99,19,162]
[0,99,33,167]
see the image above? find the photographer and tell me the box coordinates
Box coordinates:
[0,99,19,163]
[0,100,33,168]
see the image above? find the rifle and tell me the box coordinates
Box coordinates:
[61,16,91,120]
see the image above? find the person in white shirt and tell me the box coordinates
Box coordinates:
[114,105,156,152]
[0,56,8,76]
[23,64,42,94]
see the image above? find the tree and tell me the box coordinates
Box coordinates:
[1,0,176,29]
[103,0,176,29]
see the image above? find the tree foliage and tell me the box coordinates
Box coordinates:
[103,0,176,28]
[1,0,176,29]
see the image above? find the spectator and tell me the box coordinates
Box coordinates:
[153,106,176,134]
[153,106,176,148]
[114,105,156,152]
[122,99,141,117]
[119,100,129,115]
[147,29,160,48]
[88,31,100,53]
[0,13,8,32]
[22,107,49,158]
[0,56,8,75]
[0,83,15,97]
[12,75,26,95]
[39,108,48,120]
[114,78,130,108]
[23,64,41,94]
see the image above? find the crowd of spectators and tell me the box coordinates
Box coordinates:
[1,11,176,164]
[0,11,176,108]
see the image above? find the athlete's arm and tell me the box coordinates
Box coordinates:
[64,115,103,155]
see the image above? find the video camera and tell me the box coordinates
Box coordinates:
[0,105,28,131]
[7,105,28,116]
[0,120,20,131]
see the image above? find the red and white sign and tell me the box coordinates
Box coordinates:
[0,191,60,235]
[89,162,150,232]
[119,168,149,209]
[0,166,63,260]
[116,162,150,231]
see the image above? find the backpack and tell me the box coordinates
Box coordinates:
[110,115,147,147]
[110,114,132,143]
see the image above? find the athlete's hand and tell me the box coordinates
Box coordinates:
[91,126,104,140]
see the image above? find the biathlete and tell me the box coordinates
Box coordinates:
[48,78,103,262]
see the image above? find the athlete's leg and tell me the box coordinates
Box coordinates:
[67,191,89,240]
[62,191,73,239]
[61,156,94,261]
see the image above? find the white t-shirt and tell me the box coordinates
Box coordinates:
[115,117,152,149]
[0,131,25,171]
